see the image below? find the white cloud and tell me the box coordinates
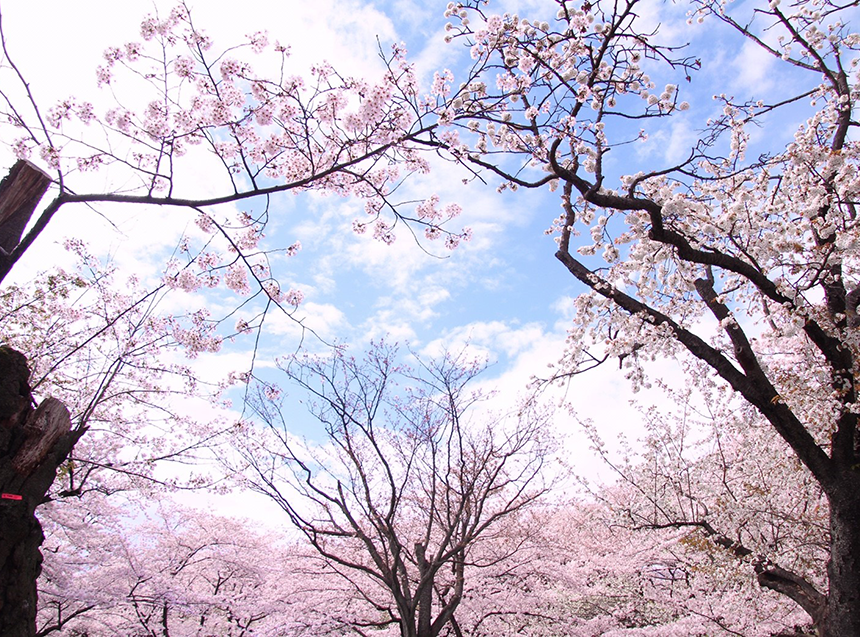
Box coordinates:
[420,320,545,360]
[264,301,349,342]
[662,118,697,165]
[731,39,777,93]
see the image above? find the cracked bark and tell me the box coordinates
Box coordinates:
[0,347,79,637]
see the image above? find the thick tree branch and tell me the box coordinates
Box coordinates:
[554,248,836,488]
[639,519,825,624]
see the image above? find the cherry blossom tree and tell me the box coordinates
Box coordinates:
[36,498,361,636]
[0,2,479,633]
[408,492,809,636]
[6,0,860,634]
[235,342,555,637]
[430,0,860,633]
[568,378,825,635]
[0,244,245,636]
[422,507,577,637]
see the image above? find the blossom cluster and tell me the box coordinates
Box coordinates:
[1,1,474,263]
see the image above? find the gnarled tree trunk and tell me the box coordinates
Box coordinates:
[0,347,78,637]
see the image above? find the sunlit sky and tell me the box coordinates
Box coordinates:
[0,0,812,497]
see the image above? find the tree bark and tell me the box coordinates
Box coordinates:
[0,161,51,257]
[415,542,432,637]
[0,347,78,637]
[820,481,860,637]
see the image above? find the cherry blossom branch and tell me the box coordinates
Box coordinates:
[636,518,825,624]
[554,247,835,487]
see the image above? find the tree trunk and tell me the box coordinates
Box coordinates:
[0,503,46,637]
[415,543,432,637]
[0,347,77,637]
[820,481,860,637]
[0,160,51,285]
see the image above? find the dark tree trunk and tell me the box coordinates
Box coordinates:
[0,160,51,286]
[0,160,50,255]
[0,502,45,637]
[415,543,432,637]
[0,347,77,637]
[0,161,69,636]
[821,481,860,637]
